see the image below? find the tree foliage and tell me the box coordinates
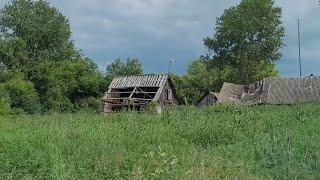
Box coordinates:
[45,59,105,112]
[0,75,40,114]
[172,59,231,105]
[106,58,143,76]
[105,58,143,85]
[0,0,75,63]
[204,0,284,84]
[0,0,106,113]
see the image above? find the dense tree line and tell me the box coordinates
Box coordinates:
[0,0,284,114]
[0,0,143,114]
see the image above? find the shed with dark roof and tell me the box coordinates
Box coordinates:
[197,92,219,107]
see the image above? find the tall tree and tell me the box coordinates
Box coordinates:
[0,0,106,113]
[0,0,78,83]
[204,0,284,84]
[0,0,76,63]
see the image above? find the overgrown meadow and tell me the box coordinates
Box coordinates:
[1,104,319,179]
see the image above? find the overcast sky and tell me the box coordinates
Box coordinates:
[1,0,319,77]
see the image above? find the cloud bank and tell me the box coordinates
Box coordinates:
[1,0,320,76]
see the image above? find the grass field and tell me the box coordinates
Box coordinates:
[0,104,320,179]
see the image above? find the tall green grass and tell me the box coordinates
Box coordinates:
[0,104,319,179]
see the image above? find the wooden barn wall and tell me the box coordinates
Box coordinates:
[158,82,178,105]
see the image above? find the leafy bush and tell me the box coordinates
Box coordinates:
[33,59,105,112]
[0,84,13,115]
[75,97,101,112]
[45,87,75,113]
[3,78,40,114]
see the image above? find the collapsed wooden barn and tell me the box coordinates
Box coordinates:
[101,74,179,114]
[211,76,320,106]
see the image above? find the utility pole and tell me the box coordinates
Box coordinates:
[298,19,302,77]
[168,58,175,74]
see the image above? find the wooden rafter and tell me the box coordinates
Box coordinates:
[136,87,154,99]
[129,87,137,99]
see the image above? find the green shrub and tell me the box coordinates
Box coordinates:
[0,84,13,115]
[46,88,75,113]
[75,97,101,112]
[4,78,40,114]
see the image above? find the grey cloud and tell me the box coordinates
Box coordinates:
[1,0,320,76]
[51,0,235,73]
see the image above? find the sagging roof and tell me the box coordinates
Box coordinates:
[217,76,320,105]
[109,74,169,89]
[197,92,219,104]
[103,74,183,104]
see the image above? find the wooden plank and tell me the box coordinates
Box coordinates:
[136,76,142,86]
[120,77,125,87]
[158,75,165,86]
[131,76,136,87]
[115,77,120,87]
[121,77,127,87]
[103,97,153,101]
[133,76,137,86]
[159,75,167,86]
[109,79,115,88]
[101,88,113,100]
[137,87,154,99]
[154,76,167,101]
[114,77,120,87]
[129,87,137,99]
[156,75,161,86]
[131,98,153,101]
[151,75,156,86]
[107,92,132,94]
[135,76,141,87]
[149,76,154,86]
[111,102,149,106]
[109,75,171,89]
[155,75,160,86]
[147,75,153,86]
[127,76,132,87]
[103,98,129,100]
[151,76,157,86]
[130,76,135,87]
[140,76,145,87]
[145,76,150,86]
[135,91,157,94]
[143,76,148,86]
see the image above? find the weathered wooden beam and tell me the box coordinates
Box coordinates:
[109,86,160,90]
[102,97,153,101]
[135,91,157,94]
[154,75,168,101]
[136,87,155,99]
[108,92,132,94]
